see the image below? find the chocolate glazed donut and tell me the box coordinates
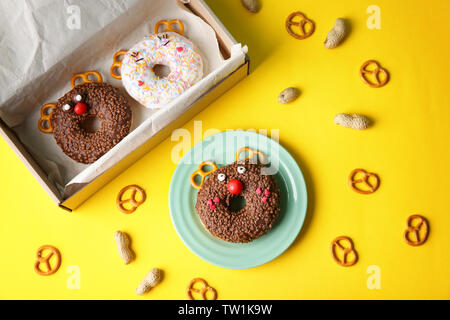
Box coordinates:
[50,82,132,164]
[195,161,281,243]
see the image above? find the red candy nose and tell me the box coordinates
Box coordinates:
[228,179,243,195]
[74,102,87,115]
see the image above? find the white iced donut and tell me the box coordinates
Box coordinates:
[121,32,203,109]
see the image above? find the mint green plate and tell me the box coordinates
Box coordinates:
[168,130,307,269]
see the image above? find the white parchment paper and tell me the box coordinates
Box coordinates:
[0,0,246,197]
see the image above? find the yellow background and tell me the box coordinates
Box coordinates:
[1,0,449,299]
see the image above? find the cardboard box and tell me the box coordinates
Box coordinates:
[0,0,249,211]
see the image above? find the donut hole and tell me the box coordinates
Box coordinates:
[201,164,215,172]
[81,115,102,133]
[230,195,246,213]
[153,64,171,78]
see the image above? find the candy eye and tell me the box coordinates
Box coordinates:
[74,94,83,102]
[237,166,246,174]
[62,104,71,111]
[218,173,226,181]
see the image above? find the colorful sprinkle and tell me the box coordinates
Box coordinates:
[121,32,203,109]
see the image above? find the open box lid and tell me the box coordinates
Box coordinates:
[0,0,248,210]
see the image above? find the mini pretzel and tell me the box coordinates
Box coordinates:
[110,50,127,80]
[331,236,358,267]
[71,70,103,88]
[38,103,55,133]
[186,278,217,300]
[286,12,315,40]
[404,215,429,246]
[235,147,266,164]
[116,185,146,214]
[349,168,380,194]
[190,161,218,190]
[360,60,389,88]
[34,245,61,276]
[154,19,184,35]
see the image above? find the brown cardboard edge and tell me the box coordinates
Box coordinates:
[183,0,237,59]
[61,57,249,210]
[0,118,62,204]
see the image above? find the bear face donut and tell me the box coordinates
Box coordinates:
[121,32,203,109]
[50,82,132,164]
[195,161,281,243]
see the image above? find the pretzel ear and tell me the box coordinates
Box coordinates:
[110,50,127,80]
[190,161,218,190]
[71,71,103,88]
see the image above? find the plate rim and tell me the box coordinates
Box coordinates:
[168,130,308,269]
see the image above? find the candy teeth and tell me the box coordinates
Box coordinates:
[237,166,246,174]
[63,104,71,111]
[207,198,219,210]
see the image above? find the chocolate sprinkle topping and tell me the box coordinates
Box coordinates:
[195,161,281,243]
[50,82,132,164]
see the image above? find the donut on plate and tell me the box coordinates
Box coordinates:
[121,32,203,109]
[50,82,132,164]
[195,161,281,243]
